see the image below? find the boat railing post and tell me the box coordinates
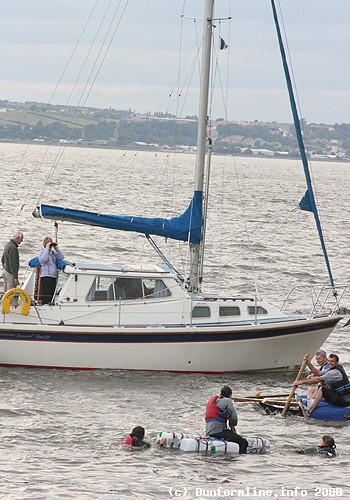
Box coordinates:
[190,297,193,327]
[180,298,185,325]
[118,297,122,327]
[280,285,297,311]
[254,295,258,325]
[309,285,316,317]
[309,285,324,318]
[318,286,336,315]
[32,303,44,324]
[319,287,330,315]
[310,285,327,317]
[330,285,347,315]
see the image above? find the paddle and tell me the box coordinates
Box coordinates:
[281,355,309,417]
[262,399,300,406]
[232,394,289,403]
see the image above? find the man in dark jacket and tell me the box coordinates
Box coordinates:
[1,231,24,292]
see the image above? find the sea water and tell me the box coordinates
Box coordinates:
[0,144,349,499]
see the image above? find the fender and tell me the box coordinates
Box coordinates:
[1,288,31,316]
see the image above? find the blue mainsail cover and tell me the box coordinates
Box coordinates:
[35,191,203,244]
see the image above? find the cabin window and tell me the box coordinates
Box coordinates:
[143,278,171,299]
[192,306,211,318]
[219,306,240,316]
[248,306,268,315]
[107,278,143,300]
[86,276,113,301]
[86,277,143,301]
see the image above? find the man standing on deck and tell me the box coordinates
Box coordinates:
[1,231,24,292]
[205,385,248,453]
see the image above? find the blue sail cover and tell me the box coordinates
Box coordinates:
[36,191,203,244]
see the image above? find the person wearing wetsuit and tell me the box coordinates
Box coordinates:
[123,426,151,448]
[296,435,336,458]
[205,385,248,454]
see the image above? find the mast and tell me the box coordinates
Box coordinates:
[188,0,214,292]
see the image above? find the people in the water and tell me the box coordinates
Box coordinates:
[293,353,350,415]
[205,385,248,454]
[296,435,337,458]
[123,426,151,449]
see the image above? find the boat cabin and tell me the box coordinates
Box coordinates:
[10,262,288,327]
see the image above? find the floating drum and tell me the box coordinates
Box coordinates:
[179,437,240,454]
[156,431,193,448]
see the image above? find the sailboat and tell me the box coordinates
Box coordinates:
[0,0,342,372]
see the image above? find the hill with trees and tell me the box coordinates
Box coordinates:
[0,99,349,161]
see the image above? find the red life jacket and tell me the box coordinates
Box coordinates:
[205,395,227,423]
[123,434,137,446]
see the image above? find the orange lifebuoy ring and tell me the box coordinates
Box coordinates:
[1,288,31,316]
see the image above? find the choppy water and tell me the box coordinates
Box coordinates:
[0,143,349,499]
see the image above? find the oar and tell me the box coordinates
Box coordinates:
[262,399,300,406]
[232,397,264,403]
[281,356,309,417]
[232,393,289,403]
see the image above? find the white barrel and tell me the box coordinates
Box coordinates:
[245,437,270,454]
[156,431,270,454]
[156,431,193,448]
[178,438,198,452]
[179,437,239,454]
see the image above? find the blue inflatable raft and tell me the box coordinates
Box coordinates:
[299,396,350,422]
[259,395,350,422]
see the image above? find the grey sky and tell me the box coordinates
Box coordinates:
[0,0,349,124]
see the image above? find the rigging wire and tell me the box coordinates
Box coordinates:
[1,0,103,211]
[207,12,260,297]
[210,12,229,294]
[211,19,229,295]
[31,0,130,208]
[212,1,323,291]
[274,0,335,290]
[139,2,190,274]
[142,5,206,280]
[276,0,321,210]
[24,0,108,209]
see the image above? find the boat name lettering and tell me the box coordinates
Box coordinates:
[0,332,35,340]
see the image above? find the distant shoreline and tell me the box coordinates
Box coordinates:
[1,139,349,164]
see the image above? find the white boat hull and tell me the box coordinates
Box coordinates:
[0,316,340,372]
